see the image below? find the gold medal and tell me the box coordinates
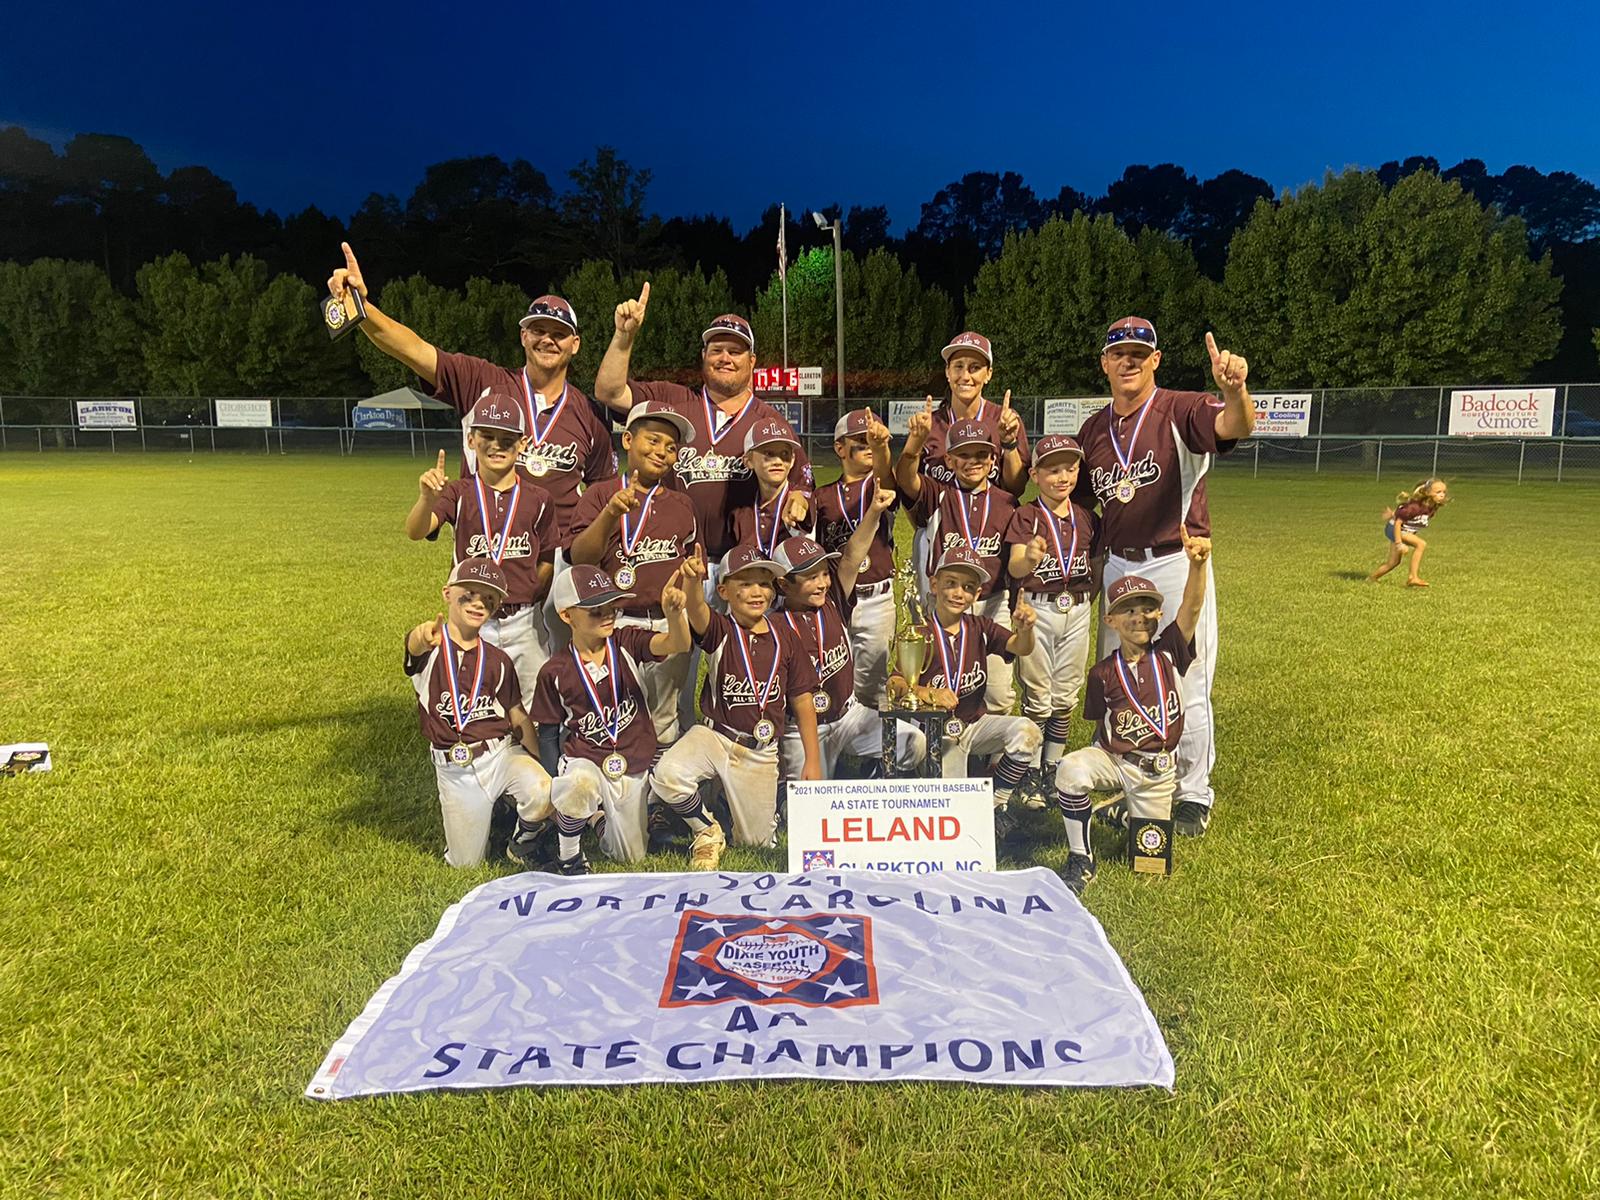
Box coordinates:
[943,717,964,740]
[753,718,776,745]
[447,741,472,766]
[1054,593,1074,612]
[614,565,636,589]
[602,752,628,780]
[813,693,830,714]
[527,458,550,477]
[1115,477,1138,504]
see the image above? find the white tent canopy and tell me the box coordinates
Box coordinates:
[355,386,452,411]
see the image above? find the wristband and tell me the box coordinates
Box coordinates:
[1000,441,1019,452]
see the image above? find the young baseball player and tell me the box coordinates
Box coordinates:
[566,401,701,741]
[893,416,1020,715]
[1055,532,1212,895]
[650,544,824,870]
[517,563,695,869]
[886,545,1041,831]
[406,393,560,697]
[1006,435,1100,800]
[813,408,899,708]
[770,523,928,780]
[403,557,556,869]
[1370,478,1451,587]
[731,416,815,555]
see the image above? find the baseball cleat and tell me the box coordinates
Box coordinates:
[1060,852,1096,896]
[648,804,687,850]
[1017,769,1050,810]
[505,818,557,868]
[554,852,591,877]
[689,820,726,871]
[1095,797,1129,832]
[1175,800,1212,838]
[992,805,1021,844]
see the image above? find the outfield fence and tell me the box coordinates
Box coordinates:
[3,384,1598,483]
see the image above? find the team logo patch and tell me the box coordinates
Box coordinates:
[802,849,835,869]
[1135,823,1168,855]
[659,910,878,1008]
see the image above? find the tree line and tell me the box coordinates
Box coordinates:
[1,127,1596,401]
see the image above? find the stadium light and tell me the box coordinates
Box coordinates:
[812,212,845,401]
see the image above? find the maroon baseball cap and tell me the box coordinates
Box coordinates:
[702,314,755,353]
[946,420,996,453]
[1103,317,1157,353]
[470,392,528,436]
[743,416,800,454]
[448,557,509,599]
[1032,434,1083,466]
[550,565,636,612]
[520,295,578,334]
[772,535,839,577]
[932,544,992,585]
[833,407,875,440]
[625,400,694,444]
[719,544,784,581]
[1106,574,1163,613]
[941,331,993,364]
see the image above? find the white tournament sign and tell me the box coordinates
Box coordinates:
[786,778,997,875]
[1448,389,1556,437]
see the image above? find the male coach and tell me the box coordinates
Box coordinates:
[1075,317,1253,837]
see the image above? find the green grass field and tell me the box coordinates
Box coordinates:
[2,454,1598,1199]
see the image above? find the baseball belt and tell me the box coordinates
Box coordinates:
[431,736,509,767]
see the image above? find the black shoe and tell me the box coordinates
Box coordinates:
[506,818,557,867]
[992,806,1021,843]
[1095,798,1129,832]
[487,794,518,859]
[1061,852,1096,896]
[1175,800,1212,838]
[554,852,590,877]
[1017,768,1050,811]
[648,804,687,851]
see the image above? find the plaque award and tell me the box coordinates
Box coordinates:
[320,287,368,342]
[1129,817,1174,876]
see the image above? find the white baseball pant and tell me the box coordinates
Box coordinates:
[1016,593,1094,723]
[615,612,693,743]
[779,698,927,778]
[653,724,779,848]
[940,713,1042,781]
[481,604,551,702]
[847,584,896,708]
[977,591,1017,713]
[552,756,650,863]
[432,739,553,868]
[1054,745,1177,821]
[1099,550,1217,809]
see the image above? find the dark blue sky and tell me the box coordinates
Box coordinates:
[6,1,1598,233]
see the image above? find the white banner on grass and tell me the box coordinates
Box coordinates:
[307,869,1172,1099]
[1448,388,1556,437]
[1043,397,1110,436]
[1249,393,1312,438]
[786,778,996,874]
[75,400,136,429]
[215,398,273,428]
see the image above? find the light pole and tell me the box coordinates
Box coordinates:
[813,211,845,402]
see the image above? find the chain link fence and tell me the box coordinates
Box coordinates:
[4,385,1599,483]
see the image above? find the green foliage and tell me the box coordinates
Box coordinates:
[558,260,735,385]
[355,275,528,392]
[0,258,142,393]
[965,214,1214,394]
[1219,170,1564,395]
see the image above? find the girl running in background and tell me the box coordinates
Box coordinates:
[1369,478,1450,588]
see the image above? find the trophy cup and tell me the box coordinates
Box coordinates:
[889,559,932,710]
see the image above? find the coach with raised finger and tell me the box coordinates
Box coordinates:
[1075,318,1253,838]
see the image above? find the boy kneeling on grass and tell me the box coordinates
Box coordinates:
[1054,531,1211,895]
[404,558,556,869]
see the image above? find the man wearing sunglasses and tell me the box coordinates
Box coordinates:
[1074,317,1254,839]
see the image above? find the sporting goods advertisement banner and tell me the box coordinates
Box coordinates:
[1043,398,1111,436]
[308,868,1172,1099]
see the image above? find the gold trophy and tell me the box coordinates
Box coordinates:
[889,558,933,710]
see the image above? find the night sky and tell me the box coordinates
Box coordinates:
[5,0,1598,231]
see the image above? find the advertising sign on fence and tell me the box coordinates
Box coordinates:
[798,366,823,397]
[786,778,996,875]
[1250,393,1312,438]
[887,399,924,435]
[768,401,804,434]
[75,401,137,429]
[354,406,409,430]
[1043,398,1110,436]
[214,399,273,428]
[1448,389,1557,437]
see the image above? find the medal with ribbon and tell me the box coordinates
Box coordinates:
[519,373,569,477]
[732,621,781,744]
[1037,501,1079,589]
[616,474,658,589]
[472,474,522,564]
[702,387,754,453]
[440,624,486,765]
[835,477,874,533]
[754,482,791,558]
[1109,392,1154,503]
[782,608,831,714]
[953,487,991,557]
[572,639,629,779]
[1114,649,1172,749]
[934,615,968,740]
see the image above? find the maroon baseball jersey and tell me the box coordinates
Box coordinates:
[428,352,618,537]
[910,479,1017,600]
[565,476,700,615]
[814,475,897,587]
[1075,388,1234,551]
[1084,624,1196,755]
[525,628,662,773]
[1005,499,1098,593]
[628,381,814,558]
[774,574,857,725]
[917,398,1029,496]
[912,614,1015,724]
[1393,502,1436,533]
[695,610,820,741]
[405,634,521,749]
[730,487,815,559]
[431,467,559,606]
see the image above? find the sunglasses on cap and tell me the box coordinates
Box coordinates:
[525,302,575,329]
[1104,326,1157,350]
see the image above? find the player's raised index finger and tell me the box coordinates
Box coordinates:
[639,281,651,306]
[342,242,359,269]
[437,449,447,469]
[1003,389,1012,409]
[1204,331,1220,362]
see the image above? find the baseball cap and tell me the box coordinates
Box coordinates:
[1106,574,1163,613]
[520,295,578,334]
[702,314,755,353]
[470,392,528,436]
[1032,434,1083,467]
[448,557,509,599]
[1103,317,1157,353]
[833,407,875,440]
[946,420,996,453]
[932,544,992,585]
[941,331,993,365]
[743,416,800,455]
[772,535,839,577]
[719,544,785,581]
[625,400,693,445]
[550,565,636,612]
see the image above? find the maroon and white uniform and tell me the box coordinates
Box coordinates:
[1006,499,1099,725]
[911,613,1041,785]
[428,352,617,539]
[730,489,813,559]
[813,475,898,706]
[404,632,552,868]
[627,381,814,558]
[1393,502,1435,534]
[918,398,1030,494]
[1076,387,1233,809]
